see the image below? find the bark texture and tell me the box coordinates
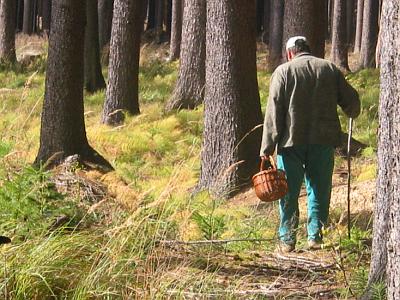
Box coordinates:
[0,0,16,63]
[168,0,182,61]
[164,0,205,111]
[363,2,400,299]
[346,0,355,48]
[35,0,112,171]
[98,0,114,48]
[102,0,144,125]
[354,0,364,53]
[84,0,106,93]
[262,0,270,44]
[41,0,51,33]
[331,0,349,70]
[359,0,379,68]
[267,0,284,71]
[283,0,326,59]
[199,0,263,197]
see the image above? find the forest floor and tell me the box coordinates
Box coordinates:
[0,36,381,299]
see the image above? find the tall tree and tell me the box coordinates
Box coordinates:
[98,0,114,49]
[346,0,355,49]
[283,0,326,59]
[331,0,349,70]
[0,0,16,63]
[84,0,106,93]
[168,0,182,61]
[101,0,145,125]
[154,0,164,43]
[35,0,112,171]
[262,0,270,44]
[354,0,364,53]
[199,0,263,197]
[41,0,51,35]
[359,0,379,68]
[362,2,400,299]
[267,0,284,71]
[164,0,206,111]
[146,0,156,31]
[22,0,34,34]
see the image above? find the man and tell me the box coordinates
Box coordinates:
[260,36,360,252]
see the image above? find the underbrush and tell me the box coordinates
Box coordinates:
[0,43,380,298]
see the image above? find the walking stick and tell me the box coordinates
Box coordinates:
[347,118,353,240]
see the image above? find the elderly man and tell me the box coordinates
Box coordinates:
[260,36,360,252]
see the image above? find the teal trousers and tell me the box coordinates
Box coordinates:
[276,144,334,244]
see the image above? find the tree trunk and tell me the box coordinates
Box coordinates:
[346,0,355,50]
[146,0,156,31]
[313,0,328,58]
[168,0,182,61]
[164,0,205,111]
[354,0,364,53]
[40,0,51,34]
[98,0,114,48]
[35,0,112,171]
[199,0,263,198]
[155,0,164,43]
[262,0,270,44]
[331,0,349,70]
[16,0,24,32]
[359,0,379,68]
[102,0,144,125]
[256,0,263,36]
[267,0,284,71]
[363,2,400,299]
[165,0,172,38]
[22,0,33,34]
[377,2,399,298]
[283,0,325,59]
[0,0,16,63]
[84,0,106,93]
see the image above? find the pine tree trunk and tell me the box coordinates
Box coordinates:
[35,0,112,171]
[168,0,182,61]
[102,0,144,125]
[359,0,379,68]
[313,0,328,58]
[40,0,51,34]
[22,0,33,34]
[346,0,355,50]
[283,0,325,59]
[377,2,400,298]
[354,0,363,53]
[256,0,263,36]
[98,0,114,49]
[199,0,263,198]
[155,0,164,43]
[146,0,156,31]
[267,0,284,71]
[0,0,16,63]
[331,0,349,70]
[84,0,106,93]
[262,0,270,44]
[164,0,205,111]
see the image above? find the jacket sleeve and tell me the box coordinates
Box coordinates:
[260,70,286,157]
[337,70,361,118]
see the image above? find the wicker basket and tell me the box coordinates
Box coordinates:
[252,156,288,202]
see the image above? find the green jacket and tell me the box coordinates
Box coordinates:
[260,53,361,156]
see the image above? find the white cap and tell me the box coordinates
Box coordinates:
[286,36,307,50]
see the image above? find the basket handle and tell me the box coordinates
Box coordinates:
[260,156,277,171]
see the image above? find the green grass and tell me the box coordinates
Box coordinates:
[0,46,380,298]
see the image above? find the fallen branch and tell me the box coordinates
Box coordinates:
[157,238,275,245]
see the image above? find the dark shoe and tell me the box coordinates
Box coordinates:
[276,241,295,253]
[307,239,323,250]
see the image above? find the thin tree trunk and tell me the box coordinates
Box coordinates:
[146,0,156,31]
[41,0,51,35]
[85,0,106,93]
[22,0,33,34]
[35,0,112,171]
[346,0,355,50]
[0,0,16,63]
[331,0,349,70]
[267,0,284,71]
[102,0,145,125]
[359,0,379,68]
[262,0,270,44]
[164,0,205,111]
[168,0,182,61]
[354,0,363,53]
[313,0,328,58]
[155,0,164,43]
[98,0,114,48]
[199,0,263,198]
